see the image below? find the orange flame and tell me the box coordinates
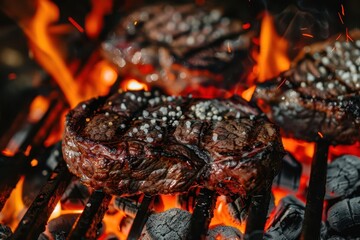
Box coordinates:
[2,0,107,107]
[0,177,26,230]
[85,0,113,39]
[28,95,50,123]
[257,12,290,82]
[17,0,80,106]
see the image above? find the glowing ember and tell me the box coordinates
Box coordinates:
[302,33,314,38]
[241,85,256,101]
[122,79,148,91]
[68,17,84,33]
[30,159,38,167]
[49,202,62,221]
[257,12,290,82]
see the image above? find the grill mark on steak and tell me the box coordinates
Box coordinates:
[253,31,360,144]
[63,90,284,198]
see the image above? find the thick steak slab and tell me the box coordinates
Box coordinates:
[253,31,360,145]
[63,90,284,198]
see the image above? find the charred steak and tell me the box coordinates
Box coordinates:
[102,4,253,94]
[62,90,284,198]
[253,31,360,145]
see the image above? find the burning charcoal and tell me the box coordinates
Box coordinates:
[60,179,91,210]
[207,225,243,240]
[264,195,304,240]
[48,213,80,238]
[326,155,360,200]
[0,224,12,240]
[140,208,191,240]
[327,197,360,237]
[226,192,275,225]
[225,195,249,224]
[273,152,302,191]
[114,197,140,217]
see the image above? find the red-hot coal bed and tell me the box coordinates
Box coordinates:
[0,0,359,240]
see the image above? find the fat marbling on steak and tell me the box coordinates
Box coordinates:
[62,90,284,198]
[253,30,360,145]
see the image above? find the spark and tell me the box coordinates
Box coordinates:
[8,73,16,80]
[317,132,324,138]
[302,33,314,38]
[276,78,287,90]
[68,17,84,33]
[242,23,251,30]
[338,12,344,24]
[331,46,336,52]
[227,42,232,53]
[346,28,353,42]
[341,4,345,16]
[336,33,342,40]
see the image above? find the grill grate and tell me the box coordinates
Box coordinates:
[68,191,112,240]
[12,157,72,240]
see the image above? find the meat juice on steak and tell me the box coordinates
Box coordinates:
[253,31,360,145]
[62,90,284,199]
[102,4,253,94]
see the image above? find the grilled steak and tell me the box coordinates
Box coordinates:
[102,4,253,94]
[253,31,360,145]
[62,90,284,198]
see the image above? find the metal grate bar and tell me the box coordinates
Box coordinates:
[127,195,155,240]
[300,140,330,240]
[12,156,72,240]
[67,190,112,240]
[245,186,272,240]
[187,188,217,240]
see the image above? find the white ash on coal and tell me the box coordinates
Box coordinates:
[206,225,243,240]
[326,155,360,200]
[0,224,12,240]
[264,195,327,240]
[327,196,360,237]
[140,208,190,240]
[264,195,305,240]
[272,152,302,191]
[140,208,244,240]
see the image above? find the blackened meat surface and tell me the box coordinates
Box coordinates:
[62,90,284,198]
[253,31,360,145]
[102,4,253,94]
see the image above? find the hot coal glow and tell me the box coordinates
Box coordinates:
[0,0,359,239]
